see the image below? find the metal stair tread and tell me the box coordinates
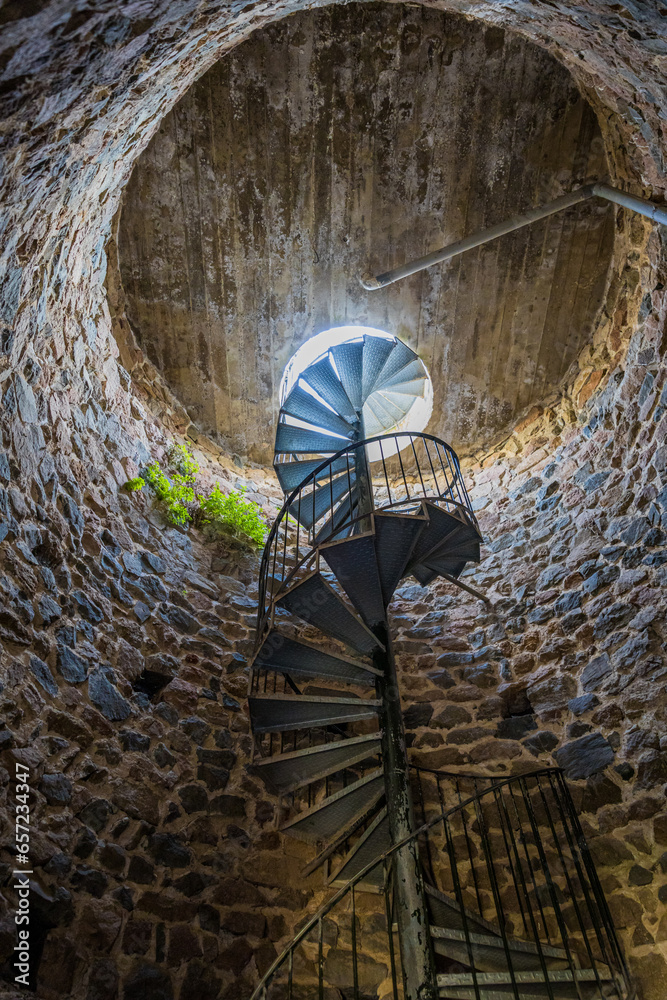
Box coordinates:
[248,692,380,733]
[300,355,358,421]
[320,531,386,627]
[330,341,365,410]
[280,768,385,843]
[287,470,356,529]
[372,338,419,389]
[430,926,570,963]
[277,571,381,654]
[329,805,391,890]
[374,506,429,604]
[282,383,356,438]
[301,789,386,877]
[275,422,350,456]
[437,969,613,986]
[426,883,503,939]
[361,335,396,402]
[250,733,382,795]
[377,357,426,391]
[253,631,381,685]
[274,455,350,493]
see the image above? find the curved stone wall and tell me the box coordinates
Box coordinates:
[0,2,666,1000]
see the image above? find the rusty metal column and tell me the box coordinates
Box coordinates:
[373,620,438,1000]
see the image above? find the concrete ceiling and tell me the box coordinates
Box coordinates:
[118,2,615,464]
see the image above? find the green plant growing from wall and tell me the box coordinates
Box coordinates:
[198,484,267,547]
[124,444,267,547]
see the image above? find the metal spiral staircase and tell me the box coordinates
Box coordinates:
[247,332,633,1000]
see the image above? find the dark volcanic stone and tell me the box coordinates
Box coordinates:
[628,864,654,886]
[635,751,667,790]
[40,772,72,805]
[496,715,537,740]
[120,730,150,753]
[86,958,119,1000]
[196,748,236,769]
[197,764,230,791]
[79,798,112,833]
[0,728,14,750]
[29,654,58,695]
[74,827,98,859]
[403,703,434,728]
[581,653,612,692]
[37,593,61,625]
[179,961,221,1000]
[128,856,156,885]
[178,784,209,814]
[433,705,472,729]
[592,602,635,639]
[426,667,456,689]
[527,674,577,716]
[148,833,191,868]
[71,865,108,898]
[568,694,600,716]
[72,589,105,623]
[57,645,88,683]
[123,964,173,1000]
[154,743,176,768]
[580,774,623,812]
[89,669,131,721]
[199,904,221,934]
[159,603,200,634]
[554,733,615,779]
[172,871,214,897]
[180,717,212,743]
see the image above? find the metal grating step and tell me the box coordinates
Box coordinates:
[329,805,391,890]
[282,383,356,438]
[287,471,355,529]
[281,768,385,843]
[361,335,395,403]
[248,693,379,734]
[330,341,365,411]
[321,532,386,628]
[300,356,358,422]
[379,357,426,390]
[274,455,351,493]
[250,733,382,795]
[408,501,472,568]
[277,572,381,655]
[313,489,359,545]
[374,507,429,604]
[426,884,503,941]
[372,339,419,390]
[275,422,350,457]
[253,631,380,686]
[431,926,572,973]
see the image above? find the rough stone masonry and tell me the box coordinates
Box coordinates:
[0,2,667,1000]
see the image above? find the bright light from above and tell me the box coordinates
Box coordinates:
[280,326,433,461]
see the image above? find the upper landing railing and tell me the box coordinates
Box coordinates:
[256,431,477,640]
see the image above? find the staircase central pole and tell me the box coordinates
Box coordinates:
[354,424,438,1000]
[373,623,439,1000]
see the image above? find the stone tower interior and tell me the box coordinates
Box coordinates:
[1,3,667,1000]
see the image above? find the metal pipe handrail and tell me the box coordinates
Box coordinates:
[360,181,667,290]
[248,767,562,1000]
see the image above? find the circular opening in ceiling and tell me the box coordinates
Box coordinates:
[280,326,433,461]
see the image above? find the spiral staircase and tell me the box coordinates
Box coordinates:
[247,331,633,1000]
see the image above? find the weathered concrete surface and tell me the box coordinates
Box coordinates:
[118,4,615,462]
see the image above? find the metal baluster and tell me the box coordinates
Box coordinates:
[396,439,408,503]
[424,438,438,498]
[318,916,324,1000]
[287,948,293,1000]
[410,436,427,498]
[533,775,596,1000]
[380,438,391,502]
[507,781,552,943]
[383,860,400,1000]
[472,794,522,1000]
[491,783,530,939]
[351,882,359,1000]
[443,810,481,1000]
[551,771,629,996]
[456,777,483,916]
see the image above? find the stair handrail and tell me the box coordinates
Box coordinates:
[257,430,477,640]
[248,764,631,1000]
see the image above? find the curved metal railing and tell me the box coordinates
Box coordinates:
[249,766,632,1000]
[256,431,477,641]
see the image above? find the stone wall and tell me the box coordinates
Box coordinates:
[1,2,667,999]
